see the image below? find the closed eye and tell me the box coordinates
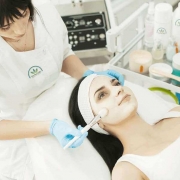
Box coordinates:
[0,9,28,32]
[0,26,10,31]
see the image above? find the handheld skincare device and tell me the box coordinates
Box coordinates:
[63,108,108,150]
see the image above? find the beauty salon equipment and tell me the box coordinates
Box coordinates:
[54,0,114,59]
[63,108,108,149]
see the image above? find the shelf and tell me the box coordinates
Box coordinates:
[107,33,180,104]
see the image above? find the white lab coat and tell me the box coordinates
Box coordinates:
[0,1,74,179]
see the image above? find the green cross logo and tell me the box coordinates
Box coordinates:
[28,66,43,78]
[175,19,180,26]
[157,28,166,34]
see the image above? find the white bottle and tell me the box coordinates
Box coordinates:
[144,1,155,48]
[154,3,173,49]
[172,2,180,52]
[166,38,176,62]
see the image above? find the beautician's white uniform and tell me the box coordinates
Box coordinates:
[0,1,74,179]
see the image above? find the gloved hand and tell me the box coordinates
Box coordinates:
[50,119,88,148]
[83,69,124,86]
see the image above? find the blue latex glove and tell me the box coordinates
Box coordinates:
[83,69,124,86]
[50,119,88,148]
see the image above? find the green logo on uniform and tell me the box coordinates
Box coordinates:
[28,66,43,78]
[157,28,166,34]
[175,19,180,26]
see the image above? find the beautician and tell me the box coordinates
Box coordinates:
[0,0,124,179]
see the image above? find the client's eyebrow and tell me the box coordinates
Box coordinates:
[94,79,116,97]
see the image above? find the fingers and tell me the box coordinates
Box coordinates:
[60,128,81,147]
[118,75,124,86]
[68,127,82,137]
[107,70,124,86]
[69,125,88,148]
[83,69,94,77]
[70,131,88,148]
[51,119,88,149]
[77,125,83,130]
[61,125,88,148]
[61,135,73,147]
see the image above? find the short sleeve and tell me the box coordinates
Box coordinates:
[61,18,75,60]
[0,110,3,121]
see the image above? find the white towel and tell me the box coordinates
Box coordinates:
[125,81,177,125]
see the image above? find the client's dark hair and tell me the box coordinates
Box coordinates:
[69,77,124,172]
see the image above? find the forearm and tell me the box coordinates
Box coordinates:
[0,120,51,140]
[61,55,88,79]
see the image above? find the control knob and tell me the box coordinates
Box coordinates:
[95,18,102,25]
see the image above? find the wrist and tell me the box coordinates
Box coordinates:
[47,120,55,135]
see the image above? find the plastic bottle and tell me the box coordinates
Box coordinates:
[172,53,180,86]
[151,39,164,62]
[154,3,173,49]
[172,2,180,52]
[166,38,176,62]
[144,1,155,48]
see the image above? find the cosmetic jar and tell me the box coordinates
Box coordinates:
[129,50,152,74]
[149,63,173,82]
[172,53,180,86]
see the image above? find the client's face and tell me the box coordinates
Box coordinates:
[89,76,138,125]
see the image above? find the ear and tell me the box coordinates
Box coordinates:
[98,121,105,129]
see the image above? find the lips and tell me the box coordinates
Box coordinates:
[118,94,130,105]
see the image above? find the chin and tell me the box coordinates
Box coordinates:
[125,103,137,115]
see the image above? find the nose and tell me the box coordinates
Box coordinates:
[112,86,123,97]
[13,21,26,35]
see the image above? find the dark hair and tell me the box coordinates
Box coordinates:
[69,77,124,172]
[0,0,34,28]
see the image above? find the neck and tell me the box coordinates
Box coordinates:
[108,114,156,154]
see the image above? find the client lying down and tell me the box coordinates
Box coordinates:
[69,74,180,180]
